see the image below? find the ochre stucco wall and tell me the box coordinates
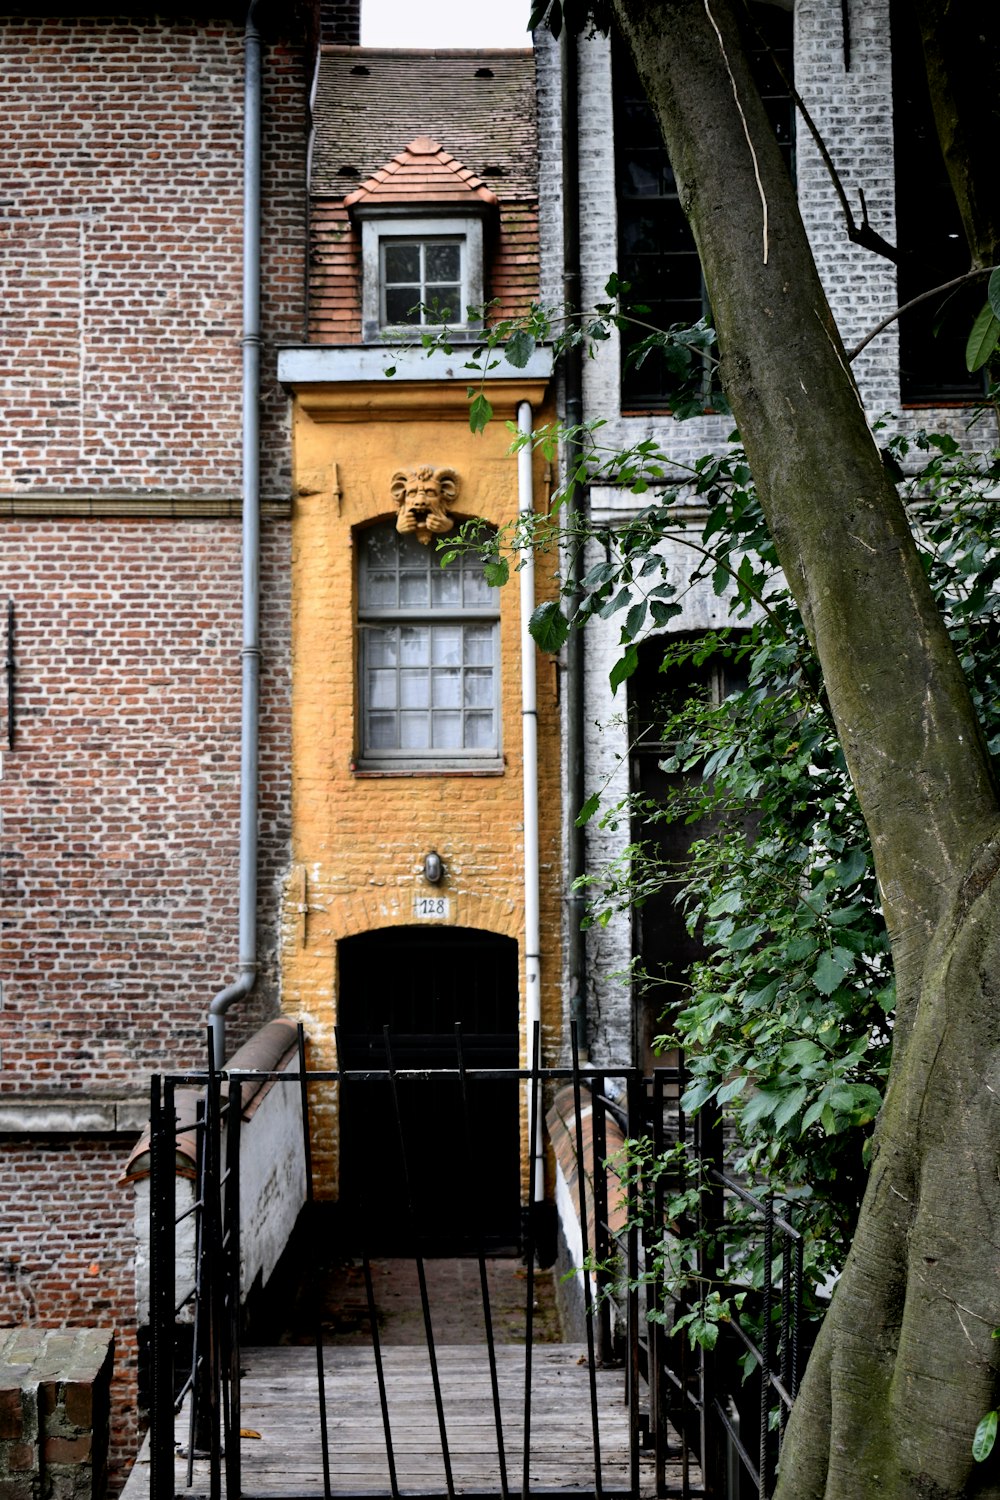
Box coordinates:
[281,375,562,1196]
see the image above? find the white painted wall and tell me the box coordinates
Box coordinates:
[132,1053,306,1325]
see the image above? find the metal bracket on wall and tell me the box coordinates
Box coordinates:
[5,599,13,750]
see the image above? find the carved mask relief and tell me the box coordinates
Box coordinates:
[390,465,459,545]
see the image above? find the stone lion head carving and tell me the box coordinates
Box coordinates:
[390,465,459,546]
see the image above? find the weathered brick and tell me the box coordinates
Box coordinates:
[0,1392,22,1442]
[44,1435,92,1466]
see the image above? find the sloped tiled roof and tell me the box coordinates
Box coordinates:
[344,136,499,211]
[312,48,537,201]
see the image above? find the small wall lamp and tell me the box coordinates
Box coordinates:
[423,850,444,885]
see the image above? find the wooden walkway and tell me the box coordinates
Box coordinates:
[123,1343,671,1497]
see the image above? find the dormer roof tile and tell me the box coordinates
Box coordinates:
[344,136,500,211]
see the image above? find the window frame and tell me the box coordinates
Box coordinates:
[355,519,503,774]
[357,212,485,344]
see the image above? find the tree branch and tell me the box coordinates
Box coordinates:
[738,0,899,264]
[847,265,996,362]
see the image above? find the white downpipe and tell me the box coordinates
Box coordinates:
[518,400,544,1202]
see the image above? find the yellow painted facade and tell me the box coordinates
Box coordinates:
[280,374,562,1197]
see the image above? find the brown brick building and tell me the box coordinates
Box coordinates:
[0,5,561,1485]
[0,3,314,1480]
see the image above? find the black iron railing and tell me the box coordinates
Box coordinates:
[147,1032,807,1499]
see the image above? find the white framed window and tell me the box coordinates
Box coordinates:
[358,213,485,343]
[381,238,463,327]
[357,521,501,770]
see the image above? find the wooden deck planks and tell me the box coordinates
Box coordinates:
[123,1342,670,1496]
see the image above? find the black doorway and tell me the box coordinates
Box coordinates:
[337,926,521,1254]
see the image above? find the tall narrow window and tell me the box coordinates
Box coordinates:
[613,9,793,410]
[891,0,985,403]
[357,522,501,769]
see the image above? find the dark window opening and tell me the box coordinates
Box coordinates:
[337,926,520,1253]
[613,8,794,411]
[628,637,749,1074]
[891,0,984,403]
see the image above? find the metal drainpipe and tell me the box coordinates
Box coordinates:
[518,400,544,1202]
[209,1,262,1068]
[561,24,588,1060]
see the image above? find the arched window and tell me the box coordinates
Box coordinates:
[357,521,501,768]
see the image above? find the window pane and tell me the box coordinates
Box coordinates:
[432,711,462,748]
[464,669,493,708]
[400,669,429,709]
[363,527,397,569]
[464,625,494,665]
[462,561,492,606]
[400,568,430,607]
[369,670,397,709]
[400,712,430,749]
[363,569,396,608]
[425,243,461,281]
[385,286,420,324]
[367,712,396,750]
[432,626,462,666]
[384,243,420,281]
[431,669,461,708]
[431,566,461,605]
[400,626,429,665]
[366,628,398,668]
[425,286,459,321]
[465,711,495,749]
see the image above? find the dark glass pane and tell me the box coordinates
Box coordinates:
[424,286,460,321]
[425,243,461,280]
[385,286,420,324]
[384,243,420,281]
[892,0,984,401]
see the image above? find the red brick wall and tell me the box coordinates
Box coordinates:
[0,1142,137,1492]
[0,13,307,1486]
[0,10,308,503]
[0,519,291,1088]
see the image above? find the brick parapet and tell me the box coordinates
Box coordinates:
[0,1323,113,1500]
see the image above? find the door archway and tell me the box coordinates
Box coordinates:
[337,926,520,1252]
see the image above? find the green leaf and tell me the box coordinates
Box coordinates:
[989,267,1000,322]
[716,1074,747,1105]
[483,557,509,588]
[833,847,867,887]
[529,600,569,652]
[973,1409,998,1463]
[965,304,1000,372]
[469,391,494,433]
[624,600,647,639]
[813,948,851,996]
[505,329,536,369]
[780,1039,826,1068]
[610,643,640,695]
[575,791,602,827]
[650,599,684,628]
[773,1084,809,1130]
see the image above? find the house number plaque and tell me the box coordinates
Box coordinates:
[414,894,450,920]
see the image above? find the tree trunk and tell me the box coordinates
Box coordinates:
[611,0,1000,1492]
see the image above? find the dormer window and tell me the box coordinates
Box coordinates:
[382,238,462,326]
[359,215,484,340]
[344,136,498,344]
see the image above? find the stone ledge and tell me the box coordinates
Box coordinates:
[0,1329,113,1500]
[0,1098,148,1136]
